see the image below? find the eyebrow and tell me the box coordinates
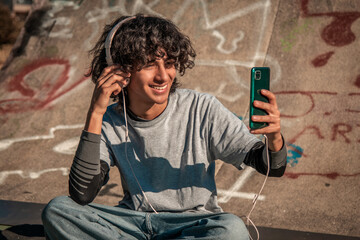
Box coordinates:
[146,56,175,63]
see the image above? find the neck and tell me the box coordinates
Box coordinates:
[128,101,168,120]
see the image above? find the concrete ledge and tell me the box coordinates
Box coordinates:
[0,200,45,226]
[248,226,360,240]
[0,224,45,240]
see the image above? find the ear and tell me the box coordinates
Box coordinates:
[123,77,131,87]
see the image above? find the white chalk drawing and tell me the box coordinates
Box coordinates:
[49,17,72,38]
[179,0,280,100]
[83,0,126,49]
[199,0,270,61]
[212,30,245,54]
[83,0,164,49]
[43,0,280,100]
[0,168,69,185]
[44,1,80,39]
[47,1,80,17]
[86,1,126,23]
[194,82,243,102]
[218,167,265,203]
[45,0,275,68]
[172,0,193,24]
[0,124,83,151]
[53,137,79,155]
[195,54,281,101]
[217,189,265,201]
[49,28,73,39]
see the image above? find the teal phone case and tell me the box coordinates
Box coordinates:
[250,67,270,130]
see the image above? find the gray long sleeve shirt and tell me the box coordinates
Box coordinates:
[70,89,287,212]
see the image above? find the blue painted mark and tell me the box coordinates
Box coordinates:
[233,113,303,167]
[233,113,243,120]
[286,143,304,167]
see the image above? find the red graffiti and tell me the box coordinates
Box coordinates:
[285,171,360,179]
[331,123,352,143]
[321,12,360,47]
[355,75,360,88]
[301,0,360,47]
[276,91,360,118]
[289,125,324,144]
[274,91,337,118]
[311,51,334,67]
[301,0,360,69]
[346,92,360,113]
[289,123,360,144]
[0,58,89,114]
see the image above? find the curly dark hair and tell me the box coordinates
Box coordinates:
[86,14,196,103]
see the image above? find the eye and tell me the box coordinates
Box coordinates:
[143,61,156,69]
[165,60,175,68]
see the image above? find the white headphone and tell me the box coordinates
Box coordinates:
[105,16,136,66]
[104,16,136,87]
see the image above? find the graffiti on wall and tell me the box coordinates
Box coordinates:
[0,124,83,151]
[1,0,359,204]
[278,0,360,172]
[300,0,360,71]
[0,0,280,202]
[0,59,88,114]
[0,168,69,185]
[301,0,360,48]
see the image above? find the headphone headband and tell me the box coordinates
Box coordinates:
[105,16,137,66]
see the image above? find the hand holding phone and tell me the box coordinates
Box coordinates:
[249,67,283,151]
[250,67,270,130]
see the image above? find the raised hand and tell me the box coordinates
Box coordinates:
[250,89,283,152]
[85,66,131,134]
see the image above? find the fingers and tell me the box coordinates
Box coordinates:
[89,66,130,116]
[95,66,131,99]
[251,113,280,129]
[250,124,281,135]
[251,114,279,124]
[252,90,279,115]
[97,65,131,89]
[250,90,281,135]
[96,65,118,86]
[100,74,129,91]
[253,100,280,117]
[259,89,278,108]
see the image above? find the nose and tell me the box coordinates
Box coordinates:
[154,61,171,83]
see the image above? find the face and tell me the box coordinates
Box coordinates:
[126,54,176,116]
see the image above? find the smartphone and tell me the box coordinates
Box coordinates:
[249,67,270,130]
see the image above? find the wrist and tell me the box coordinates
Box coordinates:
[84,109,104,134]
[87,108,104,119]
[266,132,283,152]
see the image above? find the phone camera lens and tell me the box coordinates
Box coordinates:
[255,70,261,80]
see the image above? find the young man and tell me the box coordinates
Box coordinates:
[42,14,287,239]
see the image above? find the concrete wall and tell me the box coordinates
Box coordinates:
[0,0,359,237]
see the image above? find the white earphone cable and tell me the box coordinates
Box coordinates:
[122,87,159,214]
[244,134,270,240]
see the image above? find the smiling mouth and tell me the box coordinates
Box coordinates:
[150,84,167,90]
